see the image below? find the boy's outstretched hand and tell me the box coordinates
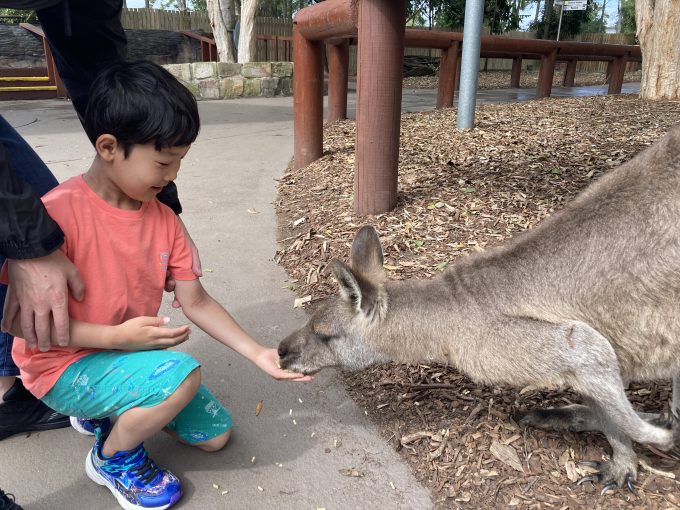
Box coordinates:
[254,348,313,382]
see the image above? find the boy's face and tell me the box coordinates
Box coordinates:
[109,143,191,203]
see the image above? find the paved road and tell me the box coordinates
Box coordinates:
[0,82,640,509]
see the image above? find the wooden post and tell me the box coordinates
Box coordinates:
[563,59,577,87]
[510,57,522,88]
[608,55,627,94]
[41,36,67,98]
[536,49,557,98]
[327,40,350,122]
[455,50,462,91]
[605,60,613,83]
[354,0,406,215]
[436,41,459,109]
[293,23,324,169]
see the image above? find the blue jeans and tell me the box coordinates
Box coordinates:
[0,115,59,377]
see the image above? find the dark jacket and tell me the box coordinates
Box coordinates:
[0,144,64,259]
[0,0,182,260]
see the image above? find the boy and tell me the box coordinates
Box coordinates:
[3,60,310,510]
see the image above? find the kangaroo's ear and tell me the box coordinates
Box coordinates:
[350,225,384,279]
[329,258,387,321]
[329,259,363,311]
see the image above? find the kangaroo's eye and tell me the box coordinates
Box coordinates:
[316,333,335,343]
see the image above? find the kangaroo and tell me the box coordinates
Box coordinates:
[278,125,680,493]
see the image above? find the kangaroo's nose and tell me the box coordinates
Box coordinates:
[277,343,289,358]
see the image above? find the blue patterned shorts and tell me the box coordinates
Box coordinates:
[42,350,232,444]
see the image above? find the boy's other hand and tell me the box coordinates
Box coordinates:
[166,217,202,308]
[254,348,314,382]
[110,316,190,350]
[2,251,84,351]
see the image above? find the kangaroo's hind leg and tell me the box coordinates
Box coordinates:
[520,321,674,491]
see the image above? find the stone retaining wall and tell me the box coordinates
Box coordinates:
[164,62,293,100]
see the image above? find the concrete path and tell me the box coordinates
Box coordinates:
[0,82,639,509]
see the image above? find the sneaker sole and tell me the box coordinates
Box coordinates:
[0,414,71,441]
[70,416,94,435]
[85,452,182,510]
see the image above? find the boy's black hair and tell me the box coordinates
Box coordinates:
[84,60,200,157]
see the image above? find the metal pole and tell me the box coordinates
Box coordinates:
[556,3,564,41]
[456,0,485,129]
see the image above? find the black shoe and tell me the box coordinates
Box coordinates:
[0,378,70,440]
[0,489,24,510]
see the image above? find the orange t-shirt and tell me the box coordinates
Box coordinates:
[4,175,196,398]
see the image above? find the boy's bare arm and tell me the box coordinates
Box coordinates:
[174,279,311,381]
[7,314,190,352]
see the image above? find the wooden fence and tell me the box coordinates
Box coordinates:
[121,8,211,31]
[569,33,639,73]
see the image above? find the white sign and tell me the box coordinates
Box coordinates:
[563,0,587,10]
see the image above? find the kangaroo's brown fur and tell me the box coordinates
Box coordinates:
[278,125,680,492]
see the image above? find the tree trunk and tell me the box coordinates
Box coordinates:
[534,0,542,24]
[542,0,553,39]
[222,0,236,30]
[599,0,607,31]
[207,0,235,62]
[636,0,680,99]
[238,0,258,62]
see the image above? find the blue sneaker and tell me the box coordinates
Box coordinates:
[70,416,112,436]
[85,432,182,510]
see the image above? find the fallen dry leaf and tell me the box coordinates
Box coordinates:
[339,468,364,478]
[490,442,525,473]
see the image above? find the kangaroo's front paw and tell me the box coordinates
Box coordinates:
[519,404,593,433]
[646,406,678,430]
[576,459,636,495]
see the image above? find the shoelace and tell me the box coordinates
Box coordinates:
[129,454,162,485]
[0,490,21,510]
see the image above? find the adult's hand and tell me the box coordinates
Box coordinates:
[1,250,84,351]
[165,216,202,308]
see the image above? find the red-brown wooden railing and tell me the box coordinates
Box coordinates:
[19,23,68,98]
[293,0,643,215]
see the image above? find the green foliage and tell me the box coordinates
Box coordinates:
[619,0,636,35]
[438,0,523,34]
[0,7,37,23]
[257,0,321,17]
[256,0,522,34]
[529,0,599,38]
[407,0,523,35]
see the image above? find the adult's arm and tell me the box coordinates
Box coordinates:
[0,142,85,350]
[0,144,63,259]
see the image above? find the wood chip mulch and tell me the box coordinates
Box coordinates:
[274,94,680,509]
[403,69,643,90]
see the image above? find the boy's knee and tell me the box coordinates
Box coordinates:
[197,429,231,453]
